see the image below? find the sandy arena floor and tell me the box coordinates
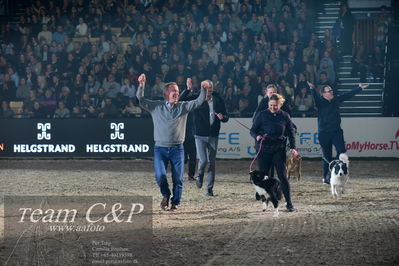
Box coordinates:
[0,159,398,265]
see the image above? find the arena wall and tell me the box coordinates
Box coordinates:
[0,118,154,158]
[0,118,398,158]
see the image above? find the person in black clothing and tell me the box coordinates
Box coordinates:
[180,78,197,181]
[253,84,293,179]
[250,93,298,212]
[179,80,229,196]
[308,82,369,184]
[184,111,197,181]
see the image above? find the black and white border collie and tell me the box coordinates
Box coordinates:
[250,170,282,217]
[329,153,350,199]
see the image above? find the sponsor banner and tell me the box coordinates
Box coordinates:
[0,118,154,158]
[217,118,399,158]
[342,118,399,157]
[2,196,153,265]
[1,118,398,158]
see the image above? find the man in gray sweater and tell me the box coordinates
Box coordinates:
[136,74,206,210]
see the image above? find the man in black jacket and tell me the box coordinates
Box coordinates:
[179,80,229,196]
[308,82,368,184]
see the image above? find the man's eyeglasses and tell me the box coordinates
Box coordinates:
[323,90,333,94]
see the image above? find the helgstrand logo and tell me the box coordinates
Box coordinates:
[37,123,51,140]
[13,122,76,153]
[86,122,150,153]
[110,123,124,140]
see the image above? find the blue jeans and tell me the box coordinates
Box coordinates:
[318,130,346,181]
[154,145,184,205]
[195,135,218,192]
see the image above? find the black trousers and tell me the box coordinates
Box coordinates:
[183,136,196,178]
[318,130,346,181]
[255,140,275,178]
[256,144,293,207]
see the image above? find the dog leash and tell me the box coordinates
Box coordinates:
[232,117,251,131]
[249,134,267,173]
[321,156,330,164]
[230,118,264,173]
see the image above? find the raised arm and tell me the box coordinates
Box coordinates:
[183,84,206,112]
[307,81,322,108]
[179,77,197,101]
[337,83,369,103]
[136,73,157,112]
[136,73,146,99]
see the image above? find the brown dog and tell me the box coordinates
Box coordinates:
[286,155,302,181]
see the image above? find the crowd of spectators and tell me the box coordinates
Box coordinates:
[0,0,383,119]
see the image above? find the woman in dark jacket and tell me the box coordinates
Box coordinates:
[250,93,298,212]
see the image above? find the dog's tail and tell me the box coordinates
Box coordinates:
[339,153,349,165]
